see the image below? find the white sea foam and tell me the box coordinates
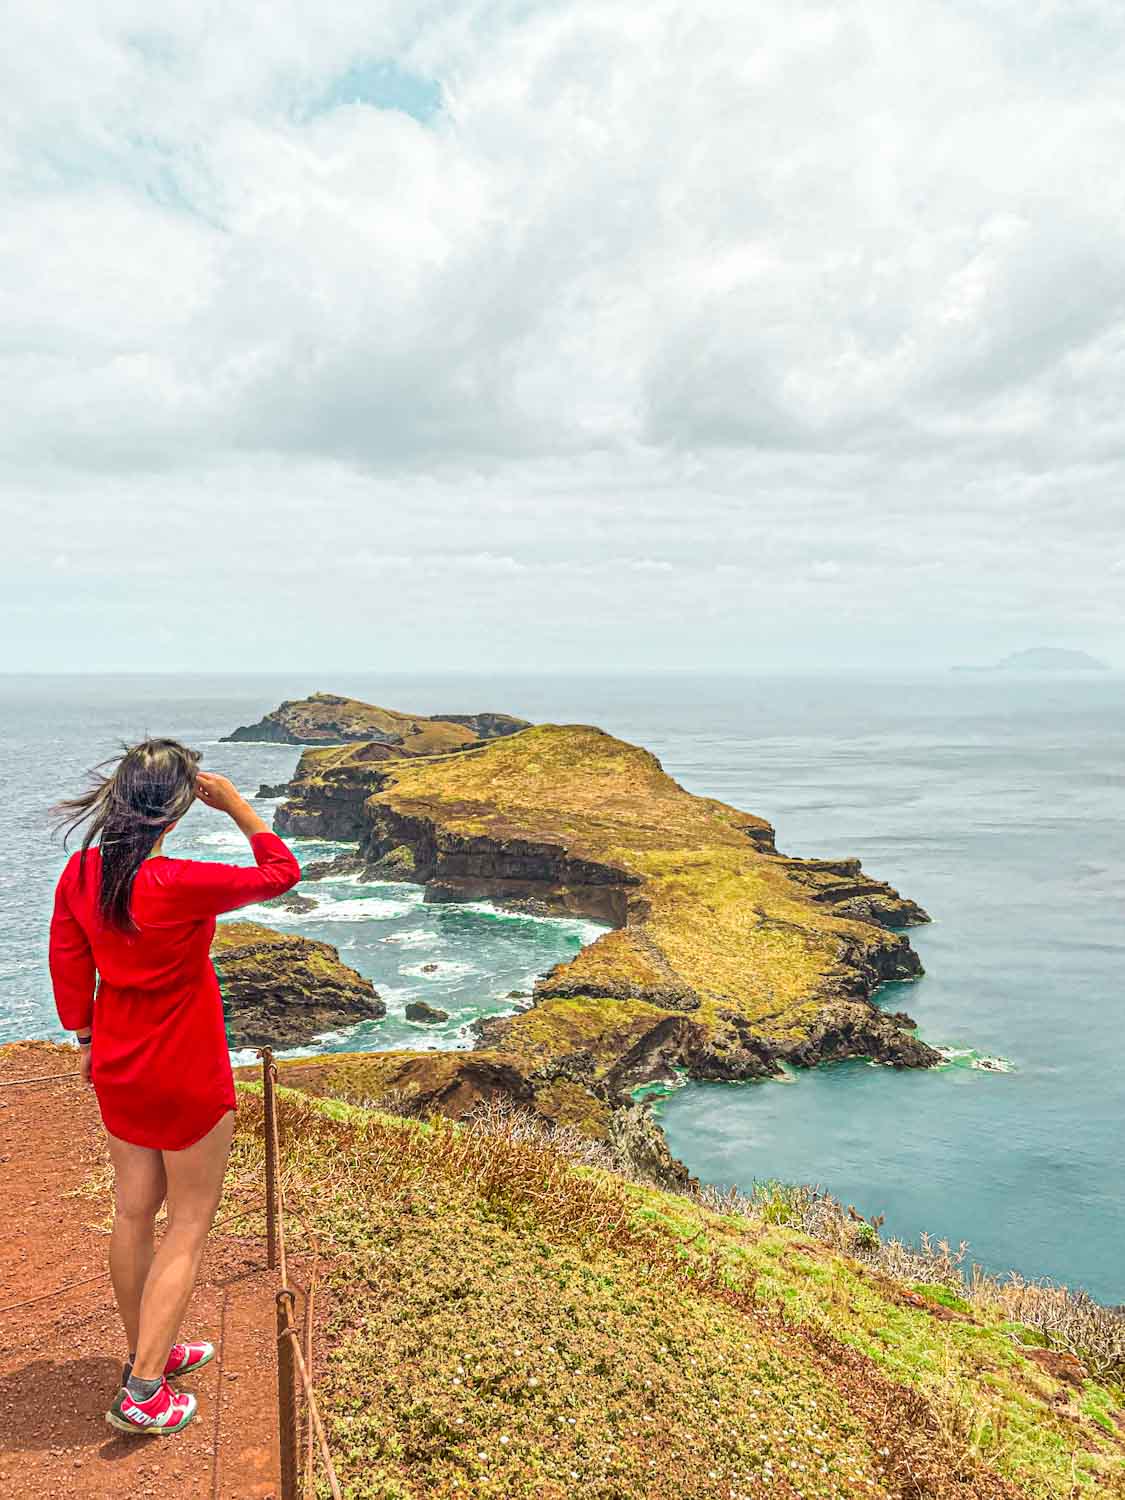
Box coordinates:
[971,1054,1014,1073]
[303,895,422,921]
[378,985,421,1010]
[401,959,479,981]
[454,900,609,947]
[235,894,419,923]
[380,930,436,949]
[936,1046,1015,1074]
[196,829,253,849]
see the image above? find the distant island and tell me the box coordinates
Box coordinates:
[221,690,530,748]
[954,647,1110,673]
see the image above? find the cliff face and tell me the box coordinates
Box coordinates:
[261,724,937,1182]
[211,920,385,1048]
[221,691,530,747]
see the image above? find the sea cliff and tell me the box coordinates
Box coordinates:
[211,920,384,1048]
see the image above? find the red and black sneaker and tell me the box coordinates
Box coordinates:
[105,1378,197,1436]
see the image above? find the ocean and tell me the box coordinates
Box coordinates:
[2,670,1121,1303]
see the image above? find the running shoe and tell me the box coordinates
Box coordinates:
[164,1340,215,1379]
[121,1339,215,1386]
[105,1379,197,1436]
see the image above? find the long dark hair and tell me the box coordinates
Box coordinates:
[50,738,201,934]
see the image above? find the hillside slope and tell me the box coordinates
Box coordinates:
[5,1042,1120,1499]
[233,1077,1125,1500]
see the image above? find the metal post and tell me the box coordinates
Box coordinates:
[261,1047,277,1270]
[276,1290,301,1500]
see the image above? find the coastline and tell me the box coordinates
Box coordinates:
[245,721,940,1188]
[6,669,1121,1301]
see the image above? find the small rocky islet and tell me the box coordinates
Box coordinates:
[226,692,936,1185]
[222,689,529,750]
[210,920,384,1049]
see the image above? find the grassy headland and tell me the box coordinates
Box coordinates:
[268,723,937,1176]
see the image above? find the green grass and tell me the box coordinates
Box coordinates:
[221,1083,1125,1500]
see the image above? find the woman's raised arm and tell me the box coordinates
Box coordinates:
[171,772,301,917]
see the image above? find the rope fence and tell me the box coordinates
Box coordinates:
[0,1052,342,1500]
[259,1045,343,1500]
[0,1068,81,1088]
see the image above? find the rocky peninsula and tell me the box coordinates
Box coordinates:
[242,720,937,1184]
[211,920,384,1048]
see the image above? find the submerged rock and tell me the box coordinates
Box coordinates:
[262,890,318,914]
[302,851,368,882]
[211,921,385,1048]
[405,1000,449,1024]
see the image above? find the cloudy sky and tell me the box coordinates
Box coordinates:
[4,0,1124,672]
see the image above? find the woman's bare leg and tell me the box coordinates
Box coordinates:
[131,1111,234,1380]
[106,1132,167,1357]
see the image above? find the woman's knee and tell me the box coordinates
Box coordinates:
[163,1186,223,1237]
[114,1188,165,1225]
[107,1134,167,1225]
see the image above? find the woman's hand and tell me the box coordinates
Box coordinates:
[78,1042,93,1088]
[195,772,245,815]
[195,770,270,838]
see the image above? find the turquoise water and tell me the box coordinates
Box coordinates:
[2,671,1122,1301]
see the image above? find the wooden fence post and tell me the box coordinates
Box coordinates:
[261,1047,278,1271]
[276,1290,301,1500]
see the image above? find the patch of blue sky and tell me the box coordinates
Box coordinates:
[302,60,443,125]
[31,136,219,227]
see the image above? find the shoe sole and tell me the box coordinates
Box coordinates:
[105,1403,197,1437]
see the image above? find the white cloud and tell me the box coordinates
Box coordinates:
[3,0,1124,669]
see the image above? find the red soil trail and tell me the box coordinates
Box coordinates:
[0,1041,300,1500]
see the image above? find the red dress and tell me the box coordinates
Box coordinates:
[49,831,301,1150]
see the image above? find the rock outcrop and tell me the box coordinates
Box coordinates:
[211,921,385,1048]
[222,691,530,747]
[244,723,939,1185]
[405,1000,449,1024]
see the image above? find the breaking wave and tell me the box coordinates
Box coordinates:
[454,900,609,947]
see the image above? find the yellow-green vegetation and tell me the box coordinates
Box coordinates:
[267,723,937,1158]
[224,691,529,753]
[339,723,925,1028]
[222,1081,1125,1500]
[299,717,477,761]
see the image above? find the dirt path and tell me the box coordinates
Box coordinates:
[0,1042,291,1500]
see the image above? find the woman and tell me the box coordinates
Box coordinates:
[49,738,300,1437]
